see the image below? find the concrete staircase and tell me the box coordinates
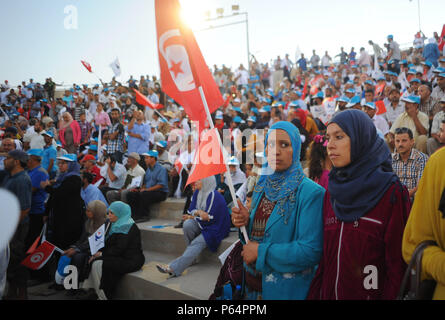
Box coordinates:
[114,197,239,300]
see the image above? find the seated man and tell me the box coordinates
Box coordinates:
[127,150,169,222]
[427,97,445,155]
[81,172,109,207]
[388,95,429,153]
[391,127,428,199]
[98,154,127,197]
[81,154,104,185]
[106,152,145,204]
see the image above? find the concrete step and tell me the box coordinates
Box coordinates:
[149,197,187,220]
[114,251,223,300]
[137,219,239,264]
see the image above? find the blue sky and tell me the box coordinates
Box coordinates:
[1,0,444,86]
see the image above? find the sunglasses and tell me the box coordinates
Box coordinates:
[394,127,411,134]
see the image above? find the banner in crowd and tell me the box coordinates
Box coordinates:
[109,57,121,77]
[89,223,105,255]
[155,0,223,129]
[133,88,164,110]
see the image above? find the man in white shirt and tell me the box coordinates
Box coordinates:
[106,152,145,204]
[358,47,372,73]
[310,50,320,69]
[384,88,405,128]
[321,51,331,69]
[234,64,249,88]
[99,154,128,196]
[363,101,389,136]
[147,87,159,104]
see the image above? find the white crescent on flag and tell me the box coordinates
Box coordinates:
[159,29,196,92]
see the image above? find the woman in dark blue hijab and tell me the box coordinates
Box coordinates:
[307,110,411,300]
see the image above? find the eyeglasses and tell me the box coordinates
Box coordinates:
[394,127,412,135]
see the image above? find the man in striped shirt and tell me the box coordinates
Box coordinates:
[391,127,428,199]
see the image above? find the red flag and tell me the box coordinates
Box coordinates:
[375,100,387,115]
[438,24,445,52]
[155,0,223,128]
[21,241,56,270]
[26,235,41,255]
[81,60,92,73]
[186,128,226,186]
[133,89,164,110]
[302,79,308,100]
[174,159,183,173]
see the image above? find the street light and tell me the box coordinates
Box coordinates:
[194,5,251,72]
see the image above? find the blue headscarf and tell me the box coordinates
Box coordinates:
[53,160,80,188]
[108,201,135,237]
[255,121,305,202]
[328,109,398,222]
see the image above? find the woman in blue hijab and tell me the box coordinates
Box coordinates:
[81,201,145,300]
[232,121,325,300]
[307,110,411,300]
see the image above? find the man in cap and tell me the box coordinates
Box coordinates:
[24,149,49,262]
[427,97,445,155]
[81,154,104,186]
[106,152,145,204]
[1,150,32,299]
[155,141,172,172]
[386,34,401,73]
[389,95,429,153]
[363,102,389,137]
[127,150,169,222]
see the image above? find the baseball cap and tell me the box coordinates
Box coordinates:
[407,69,417,75]
[345,88,356,94]
[42,131,54,138]
[314,91,325,99]
[433,67,445,74]
[228,156,240,165]
[27,149,43,158]
[88,144,98,152]
[421,61,433,68]
[346,96,361,108]
[437,73,445,78]
[377,76,385,81]
[8,150,28,163]
[401,95,421,104]
[259,105,271,113]
[81,154,96,163]
[409,78,421,84]
[215,114,223,120]
[247,116,257,122]
[233,98,241,103]
[233,116,242,123]
[57,154,77,162]
[128,152,141,161]
[399,60,408,65]
[156,141,168,149]
[364,80,374,86]
[337,96,350,103]
[387,34,393,39]
[142,150,158,158]
[251,107,258,114]
[233,107,242,113]
[439,58,445,63]
[363,102,376,110]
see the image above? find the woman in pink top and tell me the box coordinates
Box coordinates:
[306,134,331,190]
[58,112,81,153]
[94,103,111,128]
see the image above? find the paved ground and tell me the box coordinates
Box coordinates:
[28,281,78,300]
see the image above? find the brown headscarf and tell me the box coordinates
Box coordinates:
[85,200,107,235]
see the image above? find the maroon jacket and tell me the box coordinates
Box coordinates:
[307,181,411,300]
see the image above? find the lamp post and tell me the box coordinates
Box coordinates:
[194,5,251,73]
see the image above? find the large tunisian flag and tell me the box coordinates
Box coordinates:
[155,0,223,130]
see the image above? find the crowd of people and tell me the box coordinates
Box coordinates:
[1,29,445,300]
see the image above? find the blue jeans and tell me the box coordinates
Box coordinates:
[169,219,207,276]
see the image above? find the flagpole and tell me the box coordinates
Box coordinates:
[197,86,249,243]
[152,108,169,123]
